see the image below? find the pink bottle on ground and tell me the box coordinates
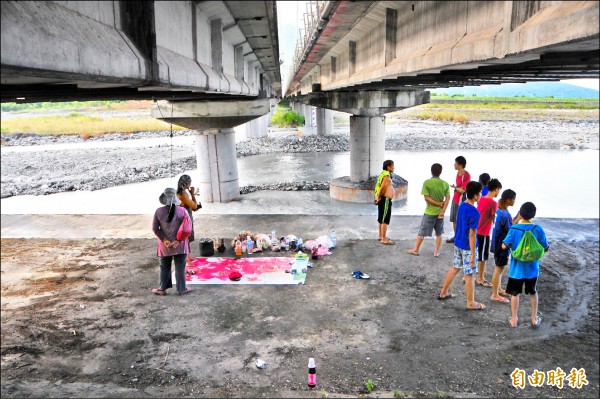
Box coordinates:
[308,357,316,388]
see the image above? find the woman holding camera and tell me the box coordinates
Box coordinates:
[177,174,201,264]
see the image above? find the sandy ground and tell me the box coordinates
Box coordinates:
[1,215,598,398]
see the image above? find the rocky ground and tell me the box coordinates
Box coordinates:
[1,118,598,198]
[1,215,598,398]
[1,110,598,398]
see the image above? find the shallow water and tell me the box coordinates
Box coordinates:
[1,149,597,218]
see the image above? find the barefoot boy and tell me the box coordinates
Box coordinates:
[475,178,502,287]
[502,202,549,328]
[375,160,395,245]
[447,156,471,244]
[438,181,485,310]
[490,189,520,303]
[407,163,450,257]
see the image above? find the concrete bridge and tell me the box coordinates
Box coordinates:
[285,0,599,202]
[2,1,599,204]
[1,0,282,203]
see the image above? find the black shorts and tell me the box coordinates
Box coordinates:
[494,255,509,267]
[377,198,392,225]
[476,234,490,262]
[506,277,538,296]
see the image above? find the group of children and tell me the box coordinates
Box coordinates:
[406,156,549,328]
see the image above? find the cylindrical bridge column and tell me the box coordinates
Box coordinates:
[316,108,333,136]
[349,115,385,183]
[194,129,240,203]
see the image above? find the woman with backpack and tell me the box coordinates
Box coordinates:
[151,187,192,296]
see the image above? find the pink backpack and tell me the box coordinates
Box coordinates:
[176,211,192,241]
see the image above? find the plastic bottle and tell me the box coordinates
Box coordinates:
[307,358,316,388]
[235,240,242,256]
[247,235,253,255]
[331,229,337,248]
[271,229,276,241]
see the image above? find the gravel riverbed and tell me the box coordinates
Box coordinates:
[1,119,597,198]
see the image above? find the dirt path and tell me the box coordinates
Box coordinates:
[1,234,598,398]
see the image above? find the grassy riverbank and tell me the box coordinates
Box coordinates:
[1,97,598,136]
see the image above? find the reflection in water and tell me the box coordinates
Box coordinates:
[1,149,598,218]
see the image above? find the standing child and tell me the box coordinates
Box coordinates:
[479,173,490,196]
[447,156,471,243]
[375,160,395,245]
[489,189,520,303]
[438,181,485,310]
[407,163,451,257]
[502,202,549,328]
[475,178,502,288]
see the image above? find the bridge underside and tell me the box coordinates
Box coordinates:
[337,49,600,92]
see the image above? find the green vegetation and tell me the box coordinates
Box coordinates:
[1,114,186,136]
[413,110,469,124]
[1,100,152,113]
[393,390,408,398]
[364,379,376,393]
[430,93,599,108]
[270,104,305,128]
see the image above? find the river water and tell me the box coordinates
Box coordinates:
[1,146,597,218]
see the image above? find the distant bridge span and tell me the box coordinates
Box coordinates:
[284,0,598,202]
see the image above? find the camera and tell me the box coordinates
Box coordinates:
[197,202,202,209]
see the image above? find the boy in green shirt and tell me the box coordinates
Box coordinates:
[407,163,451,257]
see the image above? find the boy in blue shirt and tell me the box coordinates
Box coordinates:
[438,181,485,310]
[502,202,550,328]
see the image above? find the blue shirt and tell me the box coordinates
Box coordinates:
[491,209,512,256]
[503,223,549,279]
[455,202,480,251]
[481,186,489,196]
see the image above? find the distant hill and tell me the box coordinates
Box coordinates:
[431,81,599,99]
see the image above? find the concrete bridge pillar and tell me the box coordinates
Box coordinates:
[152,98,274,203]
[349,116,385,183]
[300,90,429,203]
[316,108,334,136]
[194,129,240,203]
[245,114,269,138]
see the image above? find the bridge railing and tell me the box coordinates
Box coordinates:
[285,1,329,94]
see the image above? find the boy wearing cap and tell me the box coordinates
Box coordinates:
[502,202,549,328]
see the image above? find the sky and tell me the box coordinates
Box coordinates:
[275,2,598,94]
[277,1,308,91]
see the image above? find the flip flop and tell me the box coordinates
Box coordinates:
[437,293,455,300]
[531,316,542,329]
[476,280,492,287]
[151,288,166,296]
[381,240,395,245]
[433,252,441,258]
[491,296,510,303]
[466,303,486,311]
[176,288,193,295]
[406,250,419,256]
[352,271,370,279]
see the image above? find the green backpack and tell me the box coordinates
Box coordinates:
[511,225,545,262]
